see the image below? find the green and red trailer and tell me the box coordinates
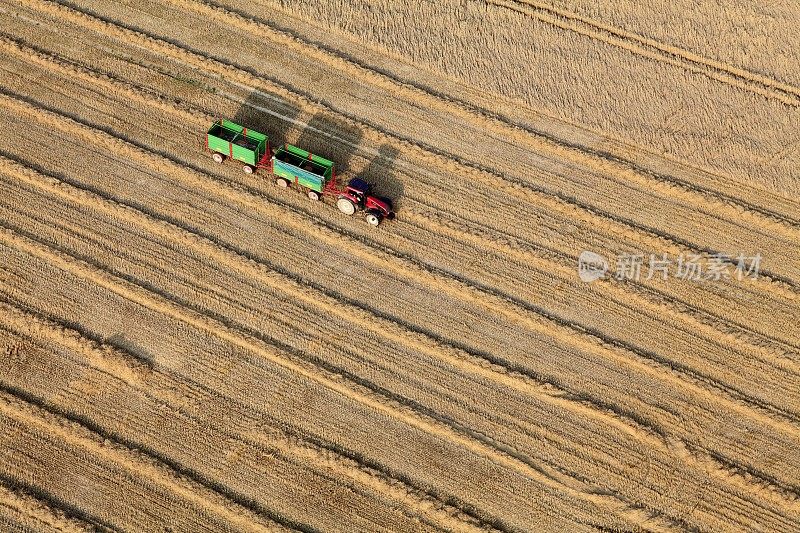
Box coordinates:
[206,119,271,174]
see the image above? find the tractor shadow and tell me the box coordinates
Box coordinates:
[357,145,404,212]
[297,113,403,211]
[232,90,301,148]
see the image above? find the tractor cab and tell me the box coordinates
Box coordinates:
[346,178,372,205]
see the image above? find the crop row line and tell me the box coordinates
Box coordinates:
[0,223,662,528]
[489,0,800,104]
[6,163,760,528]
[0,155,674,449]
[6,81,791,472]
[10,87,800,438]
[169,0,800,233]
[21,0,800,298]
[6,107,800,516]
[183,0,800,232]
[0,384,296,532]
[0,477,99,533]
[0,299,492,532]
[1,38,800,528]
[10,28,793,366]
[244,0,800,223]
[0,187,750,532]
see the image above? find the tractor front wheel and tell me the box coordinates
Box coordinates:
[336,197,356,215]
[276,178,289,188]
[307,190,320,201]
[212,152,225,163]
[243,164,254,174]
[365,211,383,227]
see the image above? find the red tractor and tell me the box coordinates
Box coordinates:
[332,178,395,226]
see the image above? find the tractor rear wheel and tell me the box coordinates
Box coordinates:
[307,190,320,201]
[243,164,254,174]
[365,211,382,226]
[336,197,356,215]
[276,178,289,188]
[212,152,225,163]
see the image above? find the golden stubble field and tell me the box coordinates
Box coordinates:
[0,0,798,531]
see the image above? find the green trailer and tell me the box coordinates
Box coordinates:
[206,119,269,174]
[271,144,336,200]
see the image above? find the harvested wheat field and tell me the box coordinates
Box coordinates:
[0,0,798,531]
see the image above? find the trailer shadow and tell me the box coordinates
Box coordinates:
[296,113,363,173]
[232,90,301,147]
[357,145,404,212]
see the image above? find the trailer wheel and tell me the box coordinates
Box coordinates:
[365,211,383,227]
[336,197,356,215]
[212,152,225,163]
[242,164,254,174]
[307,190,320,201]
[276,178,289,188]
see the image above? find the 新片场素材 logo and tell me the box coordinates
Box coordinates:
[578,251,608,282]
[576,250,761,282]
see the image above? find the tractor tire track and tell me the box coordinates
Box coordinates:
[4,85,800,510]
[0,302,488,533]
[6,46,800,478]
[0,157,671,444]
[488,0,800,106]
[0,277,578,533]
[6,4,800,524]
[222,0,800,227]
[21,30,798,359]
[398,207,800,364]
[5,90,800,436]
[0,182,780,532]
[0,226,665,531]
[171,0,800,232]
[0,36,206,126]
[1,189,691,530]
[4,125,796,458]
[108,0,800,289]
[18,0,800,296]
[4,33,796,366]
[0,478,99,533]
[0,387,297,532]
[0,300,516,533]
[1,117,800,528]
[3,0,796,527]
[7,156,800,524]
[2,178,794,533]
